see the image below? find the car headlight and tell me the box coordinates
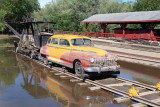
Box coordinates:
[114,56,118,61]
[90,57,94,63]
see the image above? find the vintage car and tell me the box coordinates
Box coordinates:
[40,34,120,78]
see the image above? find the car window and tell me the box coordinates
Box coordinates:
[47,39,51,44]
[71,39,83,46]
[71,38,93,46]
[59,39,70,46]
[51,38,58,45]
[83,39,93,46]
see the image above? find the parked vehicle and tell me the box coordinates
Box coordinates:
[3,18,55,58]
[40,34,120,78]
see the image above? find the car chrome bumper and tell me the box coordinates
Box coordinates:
[84,65,120,73]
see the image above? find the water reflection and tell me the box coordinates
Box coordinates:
[15,53,118,107]
[0,46,132,107]
[118,61,160,85]
[17,55,49,99]
[0,47,19,90]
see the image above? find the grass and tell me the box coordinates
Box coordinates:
[0,35,19,47]
[0,35,10,39]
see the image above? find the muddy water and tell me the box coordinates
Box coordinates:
[118,61,160,85]
[0,47,131,107]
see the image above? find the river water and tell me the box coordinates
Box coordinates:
[0,38,160,107]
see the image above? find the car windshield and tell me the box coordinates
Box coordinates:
[71,38,93,46]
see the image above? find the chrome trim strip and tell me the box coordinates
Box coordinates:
[47,45,97,53]
[71,49,97,53]
[84,65,120,73]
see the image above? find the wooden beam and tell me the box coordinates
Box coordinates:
[105,82,132,87]
[88,86,101,91]
[114,97,130,103]
[139,91,159,96]
[77,83,89,86]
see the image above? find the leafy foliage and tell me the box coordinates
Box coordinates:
[3,0,40,20]
[0,9,6,32]
[0,0,40,33]
[33,0,133,32]
[1,0,160,33]
[133,0,160,11]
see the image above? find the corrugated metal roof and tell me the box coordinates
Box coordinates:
[81,11,160,23]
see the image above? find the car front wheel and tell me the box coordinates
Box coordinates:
[74,61,85,79]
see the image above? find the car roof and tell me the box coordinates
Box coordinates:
[50,34,91,40]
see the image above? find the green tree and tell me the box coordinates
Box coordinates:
[0,9,6,32]
[0,0,40,33]
[133,0,160,11]
[3,0,40,20]
[33,0,133,32]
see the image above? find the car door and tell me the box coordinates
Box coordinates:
[48,38,59,62]
[57,38,71,67]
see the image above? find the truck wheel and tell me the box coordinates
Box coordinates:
[15,47,19,53]
[43,58,48,65]
[30,52,34,59]
[74,61,84,79]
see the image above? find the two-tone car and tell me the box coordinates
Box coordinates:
[40,34,120,78]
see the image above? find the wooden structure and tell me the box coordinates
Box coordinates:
[81,11,160,41]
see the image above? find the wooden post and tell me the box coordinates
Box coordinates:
[120,24,127,39]
[123,24,127,38]
[85,23,89,36]
[101,23,106,37]
[150,23,157,41]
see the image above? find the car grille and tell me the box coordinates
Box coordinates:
[89,59,117,67]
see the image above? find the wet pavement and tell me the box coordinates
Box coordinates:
[0,38,160,107]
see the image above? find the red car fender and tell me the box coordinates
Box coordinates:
[69,52,100,68]
[40,46,49,59]
[77,59,90,68]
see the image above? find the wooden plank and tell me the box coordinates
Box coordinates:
[105,82,132,87]
[60,76,69,78]
[54,73,63,75]
[114,97,130,103]
[151,97,160,103]
[139,91,159,96]
[70,79,80,82]
[50,70,58,73]
[135,87,146,92]
[77,83,89,86]
[131,103,147,107]
[88,86,101,91]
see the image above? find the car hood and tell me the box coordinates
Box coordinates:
[72,46,107,56]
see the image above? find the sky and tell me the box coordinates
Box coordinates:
[38,0,53,8]
[38,0,135,8]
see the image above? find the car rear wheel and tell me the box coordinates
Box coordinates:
[43,58,48,65]
[74,61,85,79]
